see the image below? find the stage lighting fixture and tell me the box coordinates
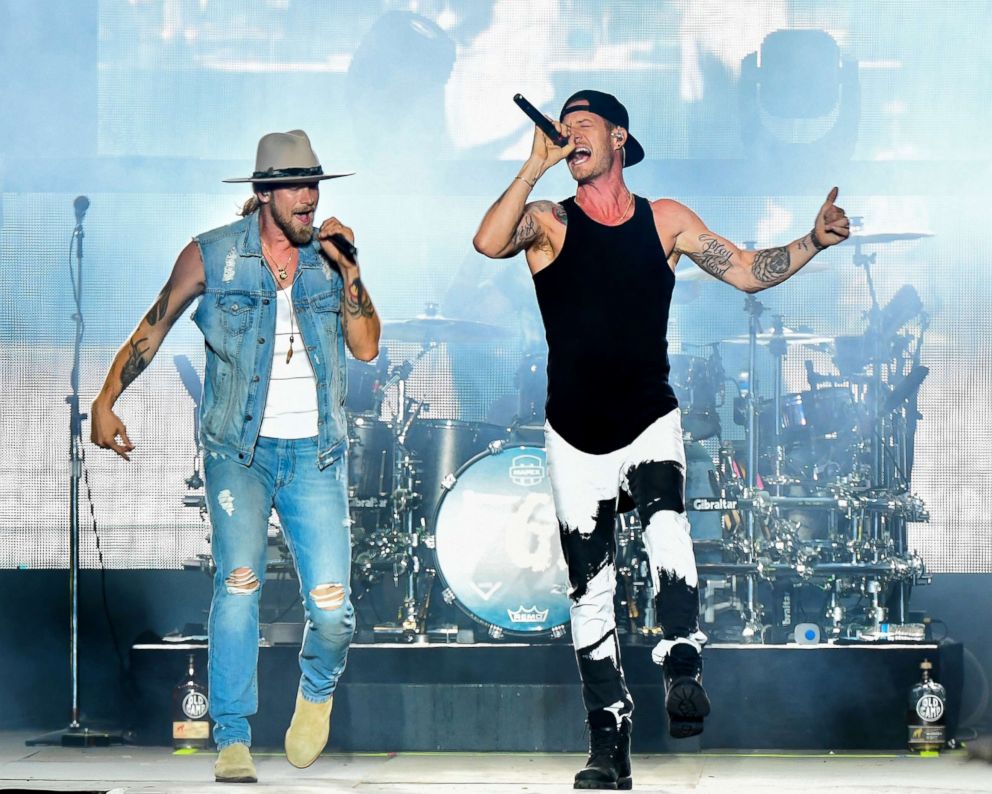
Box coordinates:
[740,29,860,161]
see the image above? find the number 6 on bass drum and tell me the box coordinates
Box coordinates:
[430,443,571,638]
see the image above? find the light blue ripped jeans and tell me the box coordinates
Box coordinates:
[204,435,354,750]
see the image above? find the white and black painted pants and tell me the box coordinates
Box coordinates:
[545,409,700,727]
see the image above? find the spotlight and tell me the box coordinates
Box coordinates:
[740,29,860,161]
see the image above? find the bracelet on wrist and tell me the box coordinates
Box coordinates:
[810,229,828,251]
[514,175,536,188]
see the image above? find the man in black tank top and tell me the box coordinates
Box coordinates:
[475,90,850,790]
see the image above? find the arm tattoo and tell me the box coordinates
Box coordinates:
[686,234,734,278]
[530,200,566,223]
[511,201,565,250]
[344,277,375,320]
[120,337,150,389]
[144,283,172,326]
[512,211,540,248]
[751,246,792,284]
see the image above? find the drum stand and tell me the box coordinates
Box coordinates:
[385,361,431,641]
[739,294,766,641]
[767,315,790,495]
[852,239,916,626]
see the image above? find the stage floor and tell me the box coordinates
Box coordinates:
[1,732,988,793]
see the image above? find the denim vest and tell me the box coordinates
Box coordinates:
[192,211,348,468]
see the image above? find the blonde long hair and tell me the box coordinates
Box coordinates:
[238,195,261,216]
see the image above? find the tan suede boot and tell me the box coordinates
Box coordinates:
[284,691,333,768]
[214,742,257,783]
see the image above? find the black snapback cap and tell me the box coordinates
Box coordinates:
[559,90,645,167]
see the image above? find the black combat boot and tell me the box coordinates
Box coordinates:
[663,641,711,739]
[573,718,632,790]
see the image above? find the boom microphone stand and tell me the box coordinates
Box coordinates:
[28,197,123,747]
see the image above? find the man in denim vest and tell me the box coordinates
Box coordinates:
[91,130,380,783]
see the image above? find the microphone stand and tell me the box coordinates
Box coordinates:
[28,206,124,747]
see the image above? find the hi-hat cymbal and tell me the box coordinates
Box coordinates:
[721,327,834,346]
[382,314,512,343]
[843,230,934,245]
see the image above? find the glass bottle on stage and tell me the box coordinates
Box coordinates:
[172,652,210,749]
[907,658,946,752]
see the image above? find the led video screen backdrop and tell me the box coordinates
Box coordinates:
[1,0,989,572]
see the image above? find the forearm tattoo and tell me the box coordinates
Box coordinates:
[686,234,734,278]
[120,336,150,388]
[345,277,375,320]
[751,246,792,284]
[144,283,172,326]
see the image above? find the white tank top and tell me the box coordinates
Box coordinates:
[259,287,319,439]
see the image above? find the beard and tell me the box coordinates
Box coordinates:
[271,201,314,246]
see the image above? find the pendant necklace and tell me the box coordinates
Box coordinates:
[262,240,297,361]
[281,285,296,364]
[261,240,294,281]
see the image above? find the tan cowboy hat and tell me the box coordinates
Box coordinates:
[223,129,354,184]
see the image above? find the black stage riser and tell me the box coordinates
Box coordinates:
[130,642,962,751]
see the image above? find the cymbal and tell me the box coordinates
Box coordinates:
[382,314,513,343]
[843,230,934,245]
[676,258,831,283]
[721,327,834,346]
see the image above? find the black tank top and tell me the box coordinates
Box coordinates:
[534,194,678,454]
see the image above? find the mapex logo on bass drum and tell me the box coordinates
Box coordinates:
[509,454,545,487]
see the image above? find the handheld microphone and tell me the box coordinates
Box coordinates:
[513,94,569,147]
[73,195,90,226]
[327,233,357,264]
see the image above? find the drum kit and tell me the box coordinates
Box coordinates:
[184,227,933,645]
[678,228,934,642]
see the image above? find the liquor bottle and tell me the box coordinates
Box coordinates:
[172,653,210,749]
[907,658,946,752]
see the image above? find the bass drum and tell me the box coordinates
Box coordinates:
[405,419,505,526]
[431,444,570,637]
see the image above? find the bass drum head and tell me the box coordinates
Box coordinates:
[432,444,570,636]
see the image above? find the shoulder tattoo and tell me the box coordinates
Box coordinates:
[512,211,540,248]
